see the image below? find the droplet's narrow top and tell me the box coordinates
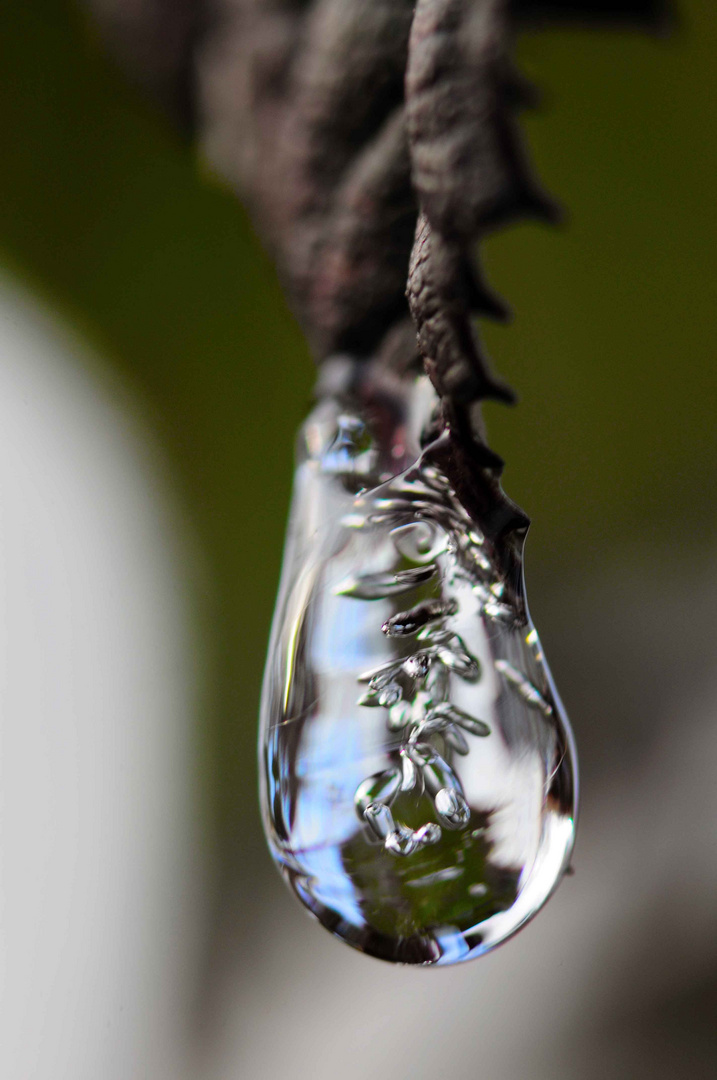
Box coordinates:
[259,364,577,965]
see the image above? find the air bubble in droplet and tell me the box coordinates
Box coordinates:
[434,787,471,828]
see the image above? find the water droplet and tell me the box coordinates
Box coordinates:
[260,370,577,965]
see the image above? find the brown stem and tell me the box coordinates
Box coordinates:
[82,0,667,532]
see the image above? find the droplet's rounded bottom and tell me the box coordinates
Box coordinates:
[273,802,574,965]
[291,872,447,965]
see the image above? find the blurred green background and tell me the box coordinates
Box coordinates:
[1,0,715,904]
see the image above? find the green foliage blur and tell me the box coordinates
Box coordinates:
[1,0,715,877]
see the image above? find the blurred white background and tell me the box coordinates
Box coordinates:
[0,279,205,1080]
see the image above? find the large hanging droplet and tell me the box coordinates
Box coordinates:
[260,365,577,965]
